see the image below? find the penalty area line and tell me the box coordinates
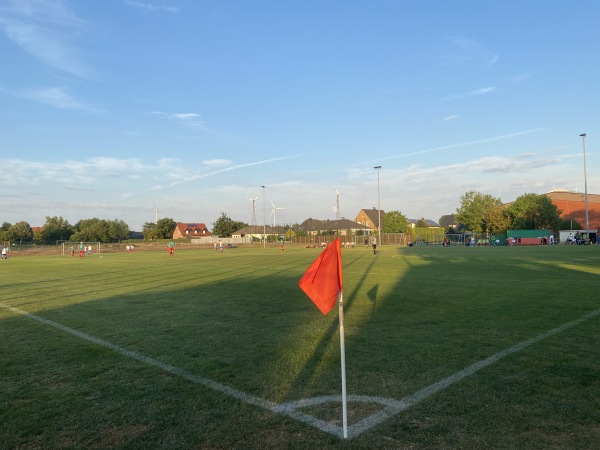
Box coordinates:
[2,303,600,439]
[0,303,353,437]
[346,305,600,438]
[0,303,275,410]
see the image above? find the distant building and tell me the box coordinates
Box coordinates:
[354,208,385,232]
[408,218,440,228]
[231,225,281,239]
[129,231,144,239]
[172,223,211,239]
[546,189,600,230]
[438,214,457,229]
[298,218,370,236]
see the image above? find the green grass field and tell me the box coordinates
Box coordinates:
[1,244,600,449]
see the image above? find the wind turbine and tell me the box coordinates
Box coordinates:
[269,199,285,229]
[245,194,261,229]
[334,187,343,221]
[152,203,159,224]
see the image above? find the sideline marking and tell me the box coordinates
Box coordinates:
[2,303,599,439]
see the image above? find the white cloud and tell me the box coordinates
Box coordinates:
[173,113,200,120]
[152,111,205,128]
[203,159,232,167]
[63,185,94,192]
[0,157,163,187]
[443,114,459,122]
[477,155,561,173]
[0,0,94,79]
[444,86,496,100]
[125,1,178,14]
[443,36,499,68]
[472,87,495,96]
[18,86,96,111]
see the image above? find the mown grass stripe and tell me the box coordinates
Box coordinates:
[3,299,599,440]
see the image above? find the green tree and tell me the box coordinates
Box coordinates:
[455,190,503,233]
[560,218,582,230]
[107,219,130,241]
[212,212,247,237]
[382,210,408,233]
[142,219,176,240]
[507,193,562,230]
[8,221,34,244]
[72,219,108,242]
[142,221,157,240]
[0,222,11,244]
[152,218,176,239]
[39,216,74,243]
[415,217,429,228]
[290,223,307,237]
[486,204,512,234]
[71,218,131,243]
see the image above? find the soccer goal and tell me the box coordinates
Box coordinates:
[61,242,101,256]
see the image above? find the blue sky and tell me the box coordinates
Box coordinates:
[1,0,598,231]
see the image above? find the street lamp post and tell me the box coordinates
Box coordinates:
[580,134,590,241]
[374,166,382,245]
[262,185,266,248]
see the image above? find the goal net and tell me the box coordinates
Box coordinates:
[61,242,101,256]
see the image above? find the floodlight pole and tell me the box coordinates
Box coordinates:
[374,166,382,245]
[580,134,590,241]
[262,185,266,248]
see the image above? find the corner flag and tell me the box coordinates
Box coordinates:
[298,238,343,315]
[298,238,349,438]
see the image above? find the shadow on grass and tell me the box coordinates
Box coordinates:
[2,246,600,447]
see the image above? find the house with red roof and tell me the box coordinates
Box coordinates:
[172,223,211,239]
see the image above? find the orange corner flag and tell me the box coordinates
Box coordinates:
[298,239,343,315]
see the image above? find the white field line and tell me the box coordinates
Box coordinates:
[345,305,600,438]
[2,303,600,440]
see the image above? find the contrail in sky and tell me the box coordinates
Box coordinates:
[352,128,544,167]
[122,155,301,196]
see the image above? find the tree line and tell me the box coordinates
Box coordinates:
[0,192,576,245]
[376,192,574,235]
[454,191,578,234]
[0,212,250,244]
[141,213,248,240]
[0,217,131,245]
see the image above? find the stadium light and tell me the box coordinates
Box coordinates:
[580,134,590,241]
[262,185,266,248]
[374,166,382,245]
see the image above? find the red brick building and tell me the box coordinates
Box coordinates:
[547,189,600,231]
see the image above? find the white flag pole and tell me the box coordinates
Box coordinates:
[338,291,348,438]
